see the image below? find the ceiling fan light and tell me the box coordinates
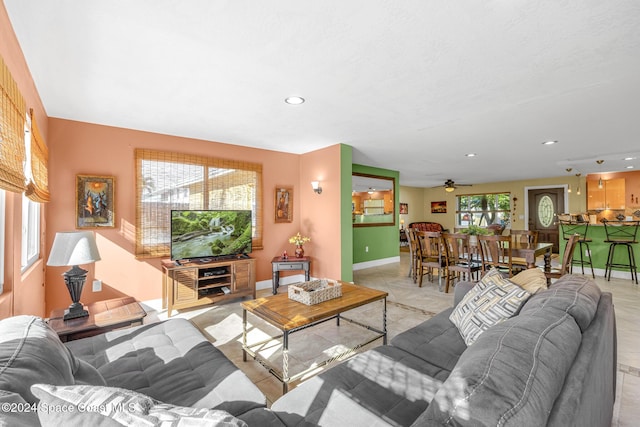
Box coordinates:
[445,186,455,193]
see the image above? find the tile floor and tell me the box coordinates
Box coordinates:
[149,251,640,426]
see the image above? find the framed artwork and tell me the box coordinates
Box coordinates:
[399,203,408,214]
[275,186,293,223]
[76,175,115,228]
[431,201,447,214]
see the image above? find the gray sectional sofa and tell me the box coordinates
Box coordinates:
[0,273,615,426]
[246,273,616,426]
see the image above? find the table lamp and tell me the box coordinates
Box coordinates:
[47,231,101,321]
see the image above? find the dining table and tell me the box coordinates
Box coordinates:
[511,241,554,272]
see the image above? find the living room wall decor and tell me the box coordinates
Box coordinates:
[76,175,115,228]
[400,203,408,214]
[275,186,293,223]
[431,201,447,213]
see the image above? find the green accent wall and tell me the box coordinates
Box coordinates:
[352,164,400,264]
[341,144,354,282]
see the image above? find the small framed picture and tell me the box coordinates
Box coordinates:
[431,201,447,214]
[275,186,293,223]
[76,175,115,228]
[399,203,408,214]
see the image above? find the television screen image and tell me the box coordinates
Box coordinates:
[171,210,252,261]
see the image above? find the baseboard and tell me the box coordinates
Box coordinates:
[256,274,309,291]
[353,256,400,271]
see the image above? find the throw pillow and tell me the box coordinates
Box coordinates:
[449,268,532,346]
[510,267,548,294]
[31,384,247,427]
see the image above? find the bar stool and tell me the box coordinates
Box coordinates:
[557,216,594,278]
[603,220,639,284]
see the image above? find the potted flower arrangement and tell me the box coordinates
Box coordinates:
[289,232,310,258]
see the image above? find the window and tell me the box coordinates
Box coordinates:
[456,193,511,228]
[0,190,5,294]
[21,112,41,271]
[21,194,40,271]
[135,149,263,258]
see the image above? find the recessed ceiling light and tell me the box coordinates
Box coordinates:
[285,96,305,105]
[623,157,636,161]
[465,153,477,157]
[542,140,558,145]
[626,165,634,169]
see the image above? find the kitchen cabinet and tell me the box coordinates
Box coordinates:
[587,178,625,210]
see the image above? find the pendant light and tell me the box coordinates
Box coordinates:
[596,160,604,189]
[575,173,581,195]
[566,168,572,193]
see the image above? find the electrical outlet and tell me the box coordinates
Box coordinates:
[92,280,102,292]
[365,246,369,253]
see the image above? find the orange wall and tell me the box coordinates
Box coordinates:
[46,118,344,312]
[0,3,48,317]
[300,145,343,280]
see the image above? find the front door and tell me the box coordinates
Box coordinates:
[528,188,565,253]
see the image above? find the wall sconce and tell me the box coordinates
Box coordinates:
[311,181,322,194]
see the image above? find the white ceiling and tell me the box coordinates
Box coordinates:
[5,1,640,188]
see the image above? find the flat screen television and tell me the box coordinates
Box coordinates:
[170,210,252,262]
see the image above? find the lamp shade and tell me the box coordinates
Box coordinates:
[47,231,101,266]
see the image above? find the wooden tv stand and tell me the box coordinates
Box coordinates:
[162,257,255,317]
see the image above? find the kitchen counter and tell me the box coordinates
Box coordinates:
[559,223,639,280]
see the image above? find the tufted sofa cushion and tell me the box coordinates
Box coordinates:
[271,345,446,426]
[391,307,467,372]
[0,316,79,403]
[521,274,601,332]
[64,318,266,416]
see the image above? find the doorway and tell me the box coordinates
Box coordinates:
[526,187,566,253]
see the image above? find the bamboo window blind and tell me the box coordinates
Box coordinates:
[135,149,263,258]
[25,108,50,202]
[0,55,27,193]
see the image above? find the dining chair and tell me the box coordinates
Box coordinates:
[477,234,514,278]
[509,230,539,272]
[441,232,481,293]
[416,231,447,287]
[405,228,416,279]
[545,233,580,280]
[406,228,419,281]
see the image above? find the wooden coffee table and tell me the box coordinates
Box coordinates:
[48,296,147,342]
[241,282,388,393]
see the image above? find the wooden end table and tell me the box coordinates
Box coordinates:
[48,296,147,342]
[271,256,311,294]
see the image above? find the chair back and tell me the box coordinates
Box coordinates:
[557,233,580,276]
[510,229,538,245]
[603,220,640,243]
[477,234,514,277]
[558,216,590,241]
[441,232,472,265]
[419,231,443,261]
[486,223,505,235]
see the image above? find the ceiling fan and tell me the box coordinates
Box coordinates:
[438,179,473,192]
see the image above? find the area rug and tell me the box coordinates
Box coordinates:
[186,298,436,395]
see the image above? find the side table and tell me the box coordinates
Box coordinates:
[271,256,311,294]
[48,296,146,342]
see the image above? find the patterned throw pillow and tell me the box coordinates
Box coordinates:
[510,267,548,294]
[450,268,532,345]
[30,384,247,427]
